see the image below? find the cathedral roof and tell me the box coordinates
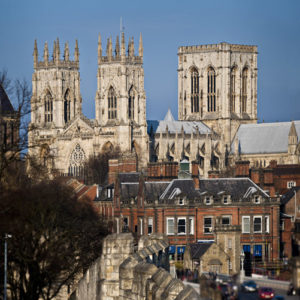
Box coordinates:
[231,121,300,155]
[0,84,15,114]
[147,110,212,135]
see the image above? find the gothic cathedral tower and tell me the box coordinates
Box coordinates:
[177,43,258,148]
[29,39,82,168]
[95,33,148,167]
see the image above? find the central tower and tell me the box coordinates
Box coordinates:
[95,33,148,167]
[177,42,258,147]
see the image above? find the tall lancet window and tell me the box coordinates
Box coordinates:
[230,67,237,112]
[128,86,135,120]
[44,91,53,123]
[191,68,199,113]
[108,87,117,119]
[64,89,71,123]
[242,67,248,113]
[207,67,216,112]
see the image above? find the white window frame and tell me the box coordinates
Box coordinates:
[253,216,262,233]
[148,217,153,235]
[204,216,213,234]
[265,216,270,233]
[177,217,186,235]
[223,196,230,204]
[179,198,184,205]
[205,196,212,205]
[228,238,232,249]
[287,181,296,189]
[254,195,260,204]
[139,218,143,235]
[167,217,175,235]
[242,216,250,233]
[189,217,194,235]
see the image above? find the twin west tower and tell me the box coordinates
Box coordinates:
[29,34,148,176]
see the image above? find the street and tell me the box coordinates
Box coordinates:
[238,288,298,300]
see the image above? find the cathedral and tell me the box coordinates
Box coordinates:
[28,33,300,178]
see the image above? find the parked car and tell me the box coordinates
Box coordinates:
[259,287,275,299]
[241,280,258,292]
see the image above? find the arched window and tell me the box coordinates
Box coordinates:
[128,86,134,120]
[230,67,237,112]
[44,92,53,123]
[108,87,117,119]
[68,144,86,177]
[207,67,216,112]
[191,68,199,113]
[242,67,248,113]
[64,89,71,123]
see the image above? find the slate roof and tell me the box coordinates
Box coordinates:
[189,243,213,259]
[120,182,139,200]
[231,121,300,155]
[147,109,212,135]
[118,172,140,183]
[0,84,14,114]
[281,186,300,206]
[198,178,269,201]
[160,179,200,200]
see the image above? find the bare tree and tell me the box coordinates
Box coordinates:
[0,69,32,185]
[0,177,108,300]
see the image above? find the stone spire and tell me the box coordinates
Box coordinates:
[106,38,113,61]
[128,37,135,57]
[139,33,143,57]
[64,42,69,61]
[74,39,79,63]
[289,121,298,145]
[43,41,49,64]
[33,40,38,68]
[56,38,60,62]
[115,35,120,57]
[98,34,102,64]
[121,32,125,58]
[53,40,56,61]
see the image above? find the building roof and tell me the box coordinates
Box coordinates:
[147,110,212,135]
[198,178,269,201]
[160,179,200,200]
[0,84,15,114]
[189,243,213,260]
[118,172,141,183]
[281,186,300,205]
[231,121,300,155]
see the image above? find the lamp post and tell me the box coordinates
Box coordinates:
[4,234,12,300]
[240,249,245,283]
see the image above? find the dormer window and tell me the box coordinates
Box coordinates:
[205,196,212,205]
[223,196,230,204]
[179,198,184,205]
[107,187,114,199]
[254,195,260,204]
[287,181,296,189]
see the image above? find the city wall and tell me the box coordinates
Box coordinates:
[70,233,200,300]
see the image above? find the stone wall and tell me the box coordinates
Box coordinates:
[71,233,200,300]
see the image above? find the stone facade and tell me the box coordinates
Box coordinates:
[178,43,258,147]
[71,233,200,300]
[29,35,148,175]
[28,35,300,177]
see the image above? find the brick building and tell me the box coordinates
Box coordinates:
[96,158,280,264]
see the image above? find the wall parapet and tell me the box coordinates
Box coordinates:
[72,233,200,300]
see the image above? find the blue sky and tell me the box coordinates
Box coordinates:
[1,0,300,122]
